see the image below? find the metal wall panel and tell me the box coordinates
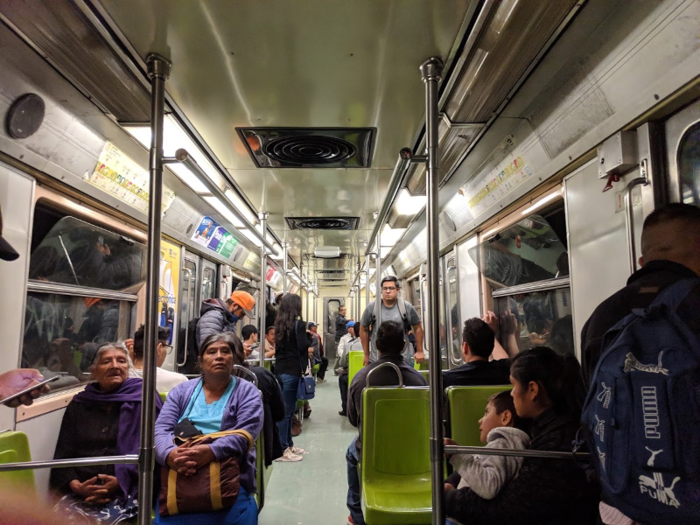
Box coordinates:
[564,161,642,357]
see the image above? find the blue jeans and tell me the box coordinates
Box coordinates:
[346,436,365,525]
[276,373,298,449]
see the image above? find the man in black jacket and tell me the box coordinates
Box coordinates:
[581,203,700,385]
[195,290,255,348]
[335,305,350,343]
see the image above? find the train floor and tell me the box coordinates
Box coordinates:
[259,373,357,525]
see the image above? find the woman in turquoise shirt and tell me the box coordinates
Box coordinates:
[155,333,264,524]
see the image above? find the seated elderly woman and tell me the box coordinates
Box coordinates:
[154,333,264,524]
[50,342,163,524]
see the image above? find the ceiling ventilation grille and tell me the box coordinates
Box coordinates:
[286,217,360,230]
[237,128,375,168]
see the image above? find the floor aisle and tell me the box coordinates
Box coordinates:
[258,373,357,525]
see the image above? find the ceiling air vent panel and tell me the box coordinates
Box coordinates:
[237,128,375,168]
[286,217,360,230]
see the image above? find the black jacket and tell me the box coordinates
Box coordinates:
[196,299,237,348]
[250,366,285,465]
[445,409,597,525]
[274,320,312,377]
[335,314,348,341]
[442,359,511,389]
[580,260,700,385]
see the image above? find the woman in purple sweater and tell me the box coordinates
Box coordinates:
[154,333,264,524]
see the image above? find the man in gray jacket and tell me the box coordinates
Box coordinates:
[195,290,255,347]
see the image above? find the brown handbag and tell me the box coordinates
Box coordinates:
[158,429,255,517]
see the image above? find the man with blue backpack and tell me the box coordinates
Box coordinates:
[581,203,700,525]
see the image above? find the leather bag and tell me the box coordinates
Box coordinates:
[158,429,255,516]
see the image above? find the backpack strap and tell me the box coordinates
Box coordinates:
[397,299,411,333]
[646,277,700,314]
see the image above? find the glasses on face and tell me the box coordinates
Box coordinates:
[164,344,174,355]
[382,286,397,291]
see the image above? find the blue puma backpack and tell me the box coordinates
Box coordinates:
[582,278,700,524]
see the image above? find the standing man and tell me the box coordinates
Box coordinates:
[308,323,328,383]
[359,276,424,366]
[335,305,350,344]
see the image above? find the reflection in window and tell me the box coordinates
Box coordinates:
[29,213,146,292]
[492,288,573,357]
[22,293,132,390]
[469,213,568,288]
[678,122,700,207]
[202,267,216,300]
[327,300,340,335]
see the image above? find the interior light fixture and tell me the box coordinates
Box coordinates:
[394,189,427,216]
[380,224,406,247]
[240,228,263,248]
[520,191,560,215]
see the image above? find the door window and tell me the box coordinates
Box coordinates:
[446,258,461,366]
[677,122,700,207]
[327,300,340,336]
[202,266,216,300]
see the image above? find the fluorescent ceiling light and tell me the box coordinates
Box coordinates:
[395,189,427,216]
[240,228,263,247]
[226,189,258,226]
[380,224,406,247]
[520,192,560,215]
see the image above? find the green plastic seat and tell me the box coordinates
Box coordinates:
[347,351,365,387]
[413,360,429,371]
[418,370,429,384]
[0,431,36,497]
[159,391,167,402]
[361,387,432,524]
[445,386,512,446]
[255,430,273,511]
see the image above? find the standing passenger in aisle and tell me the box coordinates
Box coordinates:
[273,293,312,462]
[308,322,328,383]
[337,321,362,416]
[335,305,350,343]
[345,321,427,525]
[359,276,424,366]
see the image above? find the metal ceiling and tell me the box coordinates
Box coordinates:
[93,0,475,286]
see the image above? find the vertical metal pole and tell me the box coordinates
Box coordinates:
[375,231,382,326]
[313,289,318,322]
[305,261,310,320]
[259,212,268,368]
[138,53,171,525]
[421,56,444,525]
[365,259,370,319]
[282,241,288,293]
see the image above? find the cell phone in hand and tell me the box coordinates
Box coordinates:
[1,376,60,406]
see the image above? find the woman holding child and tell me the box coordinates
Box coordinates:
[444,346,597,525]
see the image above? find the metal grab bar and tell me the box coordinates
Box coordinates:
[233,364,258,387]
[365,361,404,388]
[624,176,648,274]
[444,445,591,461]
[0,454,139,472]
[178,266,193,367]
[365,149,413,256]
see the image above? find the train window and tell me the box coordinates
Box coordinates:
[677,122,700,207]
[22,293,132,389]
[492,288,573,357]
[29,212,146,292]
[202,267,216,300]
[468,213,568,288]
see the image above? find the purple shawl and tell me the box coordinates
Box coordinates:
[72,377,163,502]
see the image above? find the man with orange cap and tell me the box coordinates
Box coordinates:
[195,290,256,347]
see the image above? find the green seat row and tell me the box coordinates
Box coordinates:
[361,386,432,524]
[348,350,365,386]
[445,385,512,446]
[0,431,35,496]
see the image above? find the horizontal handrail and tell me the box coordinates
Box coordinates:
[444,445,590,460]
[0,454,139,472]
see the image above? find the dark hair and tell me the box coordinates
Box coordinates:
[132,324,170,358]
[275,293,302,347]
[380,276,400,288]
[375,321,405,356]
[643,202,700,231]
[198,332,246,367]
[510,346,583,417]
[265,325,275,335]
[488,390,527,432]
[241,324,259,340]
[547,316,574,356]
[462,318,495,359]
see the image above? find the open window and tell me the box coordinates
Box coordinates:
[469,204,574,357]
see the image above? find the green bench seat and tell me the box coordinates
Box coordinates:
[347,350,365,386]
[445,385,512,446]
[361,386,432,524]
[0,431,35,497]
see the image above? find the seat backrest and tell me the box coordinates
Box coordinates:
[362,387,430,480]
[0,431,36,496]
[446,386,512,446]
[159,391,168,402]
[347,351,364,386]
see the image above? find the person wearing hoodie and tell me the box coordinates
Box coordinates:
[195,290,255,348]
[444,390,530,499]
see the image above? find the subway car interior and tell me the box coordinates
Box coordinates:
[0,1,698,524]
